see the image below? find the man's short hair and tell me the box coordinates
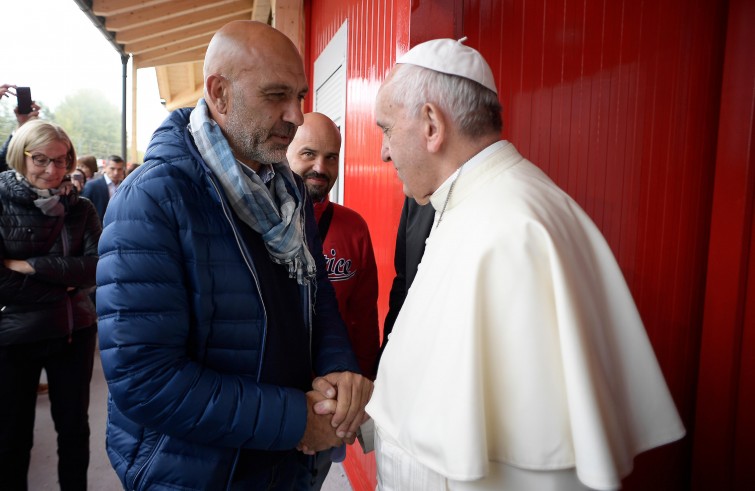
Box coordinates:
[107,155,126,165]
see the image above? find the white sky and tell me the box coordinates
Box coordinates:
[0,0,170,154]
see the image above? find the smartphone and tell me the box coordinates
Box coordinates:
[16,87,33,115]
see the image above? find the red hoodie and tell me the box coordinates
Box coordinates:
[314,197,379,379]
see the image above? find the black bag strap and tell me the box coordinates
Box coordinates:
[318,202,335,242]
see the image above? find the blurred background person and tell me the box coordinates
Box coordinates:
[76,155,98,182]
[69,167,87,192]
[125,161,140,176]
[0,119,101,490]
[81,154,125,224]
[1,83,41,172]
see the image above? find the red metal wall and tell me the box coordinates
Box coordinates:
[461,1,730,488]
[693,0,755,487]
[305,0,742,489]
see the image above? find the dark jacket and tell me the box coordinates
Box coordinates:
[97,108,359,491]
[0,171,100,345]
[80,175,110,223]
[0,134,10,172]
[382,197,434,348]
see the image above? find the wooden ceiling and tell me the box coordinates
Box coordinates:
[79,0,303,110]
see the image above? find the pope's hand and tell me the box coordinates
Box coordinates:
[312,372,373,440]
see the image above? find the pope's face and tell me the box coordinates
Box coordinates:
[375,80,433,204]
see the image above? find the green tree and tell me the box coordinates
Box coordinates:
[0,100,16,142]
[54,90,121,158]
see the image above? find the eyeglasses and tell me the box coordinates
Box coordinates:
[24,151,69,169]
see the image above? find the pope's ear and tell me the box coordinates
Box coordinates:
[205,74,229,114]
[421,102,445,153]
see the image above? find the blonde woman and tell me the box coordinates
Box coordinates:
[0,119,101,490]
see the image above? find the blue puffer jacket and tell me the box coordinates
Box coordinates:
[96,108,360,491]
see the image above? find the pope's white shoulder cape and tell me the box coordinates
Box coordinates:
[366,141,685,490]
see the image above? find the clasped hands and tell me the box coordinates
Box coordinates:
[297,371,373,455]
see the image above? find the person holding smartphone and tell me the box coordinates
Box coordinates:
[1,83,41,172]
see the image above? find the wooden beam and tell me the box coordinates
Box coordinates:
[139,34,213,63]
[115,4,252,44]
[271,0,304,57]
[92,0,171,16]
[252,0,271,22]
[126,20,229,54]
[186,62,198,94]
[135,46,208,68]
[165,86,204,111]
[106,0,247,31]
[155,65,172,101]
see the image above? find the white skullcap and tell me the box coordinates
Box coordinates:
[396,37,497,94]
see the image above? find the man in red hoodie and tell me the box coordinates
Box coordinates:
[288,112,380,382]
[288,111,380,489]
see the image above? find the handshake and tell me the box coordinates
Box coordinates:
[297,371,374,455]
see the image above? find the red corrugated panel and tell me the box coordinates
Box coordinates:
[693,0,755,487]
[463,0,728,488]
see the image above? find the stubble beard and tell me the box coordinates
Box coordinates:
[225,108,293,166]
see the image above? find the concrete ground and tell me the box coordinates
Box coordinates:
[29,347,353,490]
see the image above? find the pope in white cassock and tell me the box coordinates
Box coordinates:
[366,38,686,490]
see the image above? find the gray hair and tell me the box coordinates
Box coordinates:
[385,64,503,137]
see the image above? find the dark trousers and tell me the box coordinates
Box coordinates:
[306,451,333,491]
[0,325,97,491]
[231,450,314,491]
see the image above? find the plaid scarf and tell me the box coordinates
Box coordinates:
[15,171,71,216]
[189,99,316,285]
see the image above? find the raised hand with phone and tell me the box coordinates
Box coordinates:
[1,83,42,171]
[15,86,33,114]
[1,84,40,121]
[13,86,41,123]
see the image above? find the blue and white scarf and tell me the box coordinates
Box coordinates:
[189,99,316,285]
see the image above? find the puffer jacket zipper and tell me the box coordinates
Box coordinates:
[206,175,268,378]
[206,174,266,491]
[128,434,166,491]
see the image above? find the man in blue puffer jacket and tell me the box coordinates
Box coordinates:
[96,20,372,491]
